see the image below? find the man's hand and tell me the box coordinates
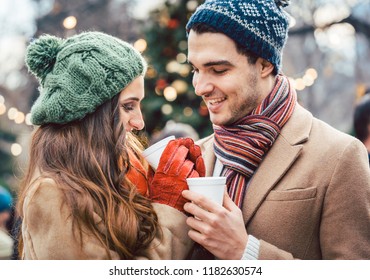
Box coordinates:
[182,189,248,259]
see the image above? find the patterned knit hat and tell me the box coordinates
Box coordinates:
[25,31,147,125]
[186,0,290,73]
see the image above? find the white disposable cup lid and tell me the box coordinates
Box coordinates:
[142,135,175,157]
[142,135,175,169]
[186,177,226,205]
[186,177,227,186]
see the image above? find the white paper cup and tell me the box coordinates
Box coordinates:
[142,135,175,170]
[186,177,226,205]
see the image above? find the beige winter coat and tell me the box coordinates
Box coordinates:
[21,177,192,260]
[197,104,370,259]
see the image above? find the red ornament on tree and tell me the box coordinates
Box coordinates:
[156,79,168,90]
[167,19,179,29]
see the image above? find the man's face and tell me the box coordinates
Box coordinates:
[187,30,264,126]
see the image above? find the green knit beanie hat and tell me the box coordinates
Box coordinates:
[25,31,147,125]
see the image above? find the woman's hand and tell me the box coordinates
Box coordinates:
[149,138,205,212]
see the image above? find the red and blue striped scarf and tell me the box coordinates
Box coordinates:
[214,75,297,208]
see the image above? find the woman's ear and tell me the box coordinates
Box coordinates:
[258,58,274,78]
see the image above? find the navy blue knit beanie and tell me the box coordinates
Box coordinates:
[186,0,290,73]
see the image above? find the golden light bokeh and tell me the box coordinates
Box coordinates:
[11,143,22,156]
[14,111,25,124]
[176,53,187,64]
[163,86,177,101]
[25,113,32,126]
[134,39,147,52]
[161,104,173,115]
[0,103,6,115]
[63,16,77,29]
[294,78,306,91]
[7,107,18,120]
[305,68,318,80]
[183,107,193,117]
[171,79,188,94]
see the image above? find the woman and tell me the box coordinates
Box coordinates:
[17,31,204,259]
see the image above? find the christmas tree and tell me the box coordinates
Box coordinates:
[141,0,212,139]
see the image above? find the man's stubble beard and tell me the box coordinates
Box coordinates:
[225,72,259,126]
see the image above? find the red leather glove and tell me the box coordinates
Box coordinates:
[149,138,205,212]
[187,139,206,178]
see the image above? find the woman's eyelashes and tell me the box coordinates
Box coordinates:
[122,103,134,112]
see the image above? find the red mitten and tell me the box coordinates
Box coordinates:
[188,141,206,178]
[149,138,205,212]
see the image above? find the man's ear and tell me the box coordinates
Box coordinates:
[258,58,274,78]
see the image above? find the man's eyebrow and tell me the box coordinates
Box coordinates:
[188,60,234,68]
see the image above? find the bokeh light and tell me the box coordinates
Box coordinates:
[134,39,147,52]
[305,68,318,80]
[171,79,188,94]
[161,104,173,115]
[7,107,18,120]
[25,113,32,126]
[176,53,187,64]
[0,103,6,115]
[63,16,77,29]
[294,78,306,91]
[14,111,25,124]
[11,143,22,156]
[183,107,193,117]
[163,86,177,101]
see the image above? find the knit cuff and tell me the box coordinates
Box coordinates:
[241,235,260,260]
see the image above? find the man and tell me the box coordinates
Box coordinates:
[182,0,370,259]
[354,92,370,164]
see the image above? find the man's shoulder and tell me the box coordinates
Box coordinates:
[291,106,368,162]
[286,104,358,146]
[311,114,359,144]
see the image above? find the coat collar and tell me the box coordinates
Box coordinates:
[196,104,313,224]
[196,134,216,177]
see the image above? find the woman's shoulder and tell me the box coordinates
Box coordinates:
[22,176,74,247]
[23,176,64,213]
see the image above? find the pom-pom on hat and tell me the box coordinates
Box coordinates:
[186,0,290,73]
[25,31,147,125]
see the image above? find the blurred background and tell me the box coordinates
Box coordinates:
[0,0,370,195]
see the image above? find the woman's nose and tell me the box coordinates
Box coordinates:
[130,112,145,131]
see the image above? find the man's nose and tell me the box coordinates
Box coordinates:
[193,73,214,96]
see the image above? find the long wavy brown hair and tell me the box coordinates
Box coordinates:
[17,94,159,259]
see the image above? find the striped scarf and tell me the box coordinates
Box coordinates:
[214,75,297,208]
